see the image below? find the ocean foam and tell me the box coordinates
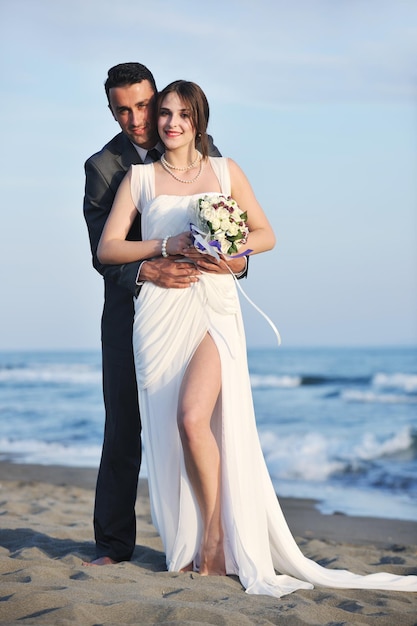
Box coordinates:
[0,365,101,385]
[353,426,414,461]
[342,390,417,404]
[373,372,417,393]
[259,425,415,483]
[250,374,301,388]
[0,437,101,467]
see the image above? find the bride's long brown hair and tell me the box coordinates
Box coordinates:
[157,80,210,158]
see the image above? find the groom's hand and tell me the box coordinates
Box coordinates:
[139,257,201,289]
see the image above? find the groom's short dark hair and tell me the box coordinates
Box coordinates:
[105,63,157,104]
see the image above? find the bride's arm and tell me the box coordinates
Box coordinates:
[97,168,191,264]
[228,158,276,255]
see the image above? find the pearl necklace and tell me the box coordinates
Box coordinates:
[160,153,204,184]
[161,151,201,171]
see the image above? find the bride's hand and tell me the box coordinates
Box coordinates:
[165,232,193,256]
[180,245,247,276]
[179,246,219,263]
[194,254,241,275]
[194,255,223,274]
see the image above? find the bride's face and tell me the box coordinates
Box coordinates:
[158,93,195,150]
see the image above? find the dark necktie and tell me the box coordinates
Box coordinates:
[147,148,161,162]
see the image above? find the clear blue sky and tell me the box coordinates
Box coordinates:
[1,0,416,349]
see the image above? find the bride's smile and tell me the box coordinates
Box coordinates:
[158,92,196,158]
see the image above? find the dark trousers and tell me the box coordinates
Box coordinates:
[94,342,141,561]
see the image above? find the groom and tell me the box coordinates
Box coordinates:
[83,62,246,565]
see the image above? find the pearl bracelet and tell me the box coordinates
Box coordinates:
[161,236,170,258]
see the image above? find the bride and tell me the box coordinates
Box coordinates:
[97,80,417,597]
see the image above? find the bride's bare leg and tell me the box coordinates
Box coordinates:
[178,333,225,576]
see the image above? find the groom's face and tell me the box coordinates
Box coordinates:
[108,80,158,149]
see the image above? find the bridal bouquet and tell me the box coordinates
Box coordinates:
[190,194,250,258]
[190,194,281,345]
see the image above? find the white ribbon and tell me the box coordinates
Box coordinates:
[230,267,282,346]
[191,224,281,346]
[191,226,221,259]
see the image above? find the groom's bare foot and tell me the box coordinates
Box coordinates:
[82,556,117,566]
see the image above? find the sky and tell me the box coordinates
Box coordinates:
[0,0,416,350]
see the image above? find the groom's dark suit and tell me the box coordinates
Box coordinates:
[83,131,221,562]
[84,131,145,562]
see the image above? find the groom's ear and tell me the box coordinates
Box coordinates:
[108,103,117,121]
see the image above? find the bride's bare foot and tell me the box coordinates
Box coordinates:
[180,562,194,573]
[199,535,226,576]
[82,556,117,566]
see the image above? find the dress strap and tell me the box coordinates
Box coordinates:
[130,163,155,213]
[209,157,231,196]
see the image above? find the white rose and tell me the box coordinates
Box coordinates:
[219,218,231,231]
[227,222,239,236]
[211,217,221,230]
[201,208,215,223]
[220,239,231,254]
[217,208,230,221]
[200,198,211,210]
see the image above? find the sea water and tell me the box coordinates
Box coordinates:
[0,347,416,521]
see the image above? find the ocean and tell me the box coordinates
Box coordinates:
[0,347,416,522]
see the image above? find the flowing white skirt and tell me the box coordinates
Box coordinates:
[133,273,417,597]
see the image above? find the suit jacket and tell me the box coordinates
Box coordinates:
[83,132,221,349]
[83,132,144,349]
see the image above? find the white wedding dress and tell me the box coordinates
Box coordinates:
[131,158,417,597]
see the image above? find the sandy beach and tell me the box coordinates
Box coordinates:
[0,462,416,625]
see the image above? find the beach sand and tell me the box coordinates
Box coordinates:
[0,462,416,625]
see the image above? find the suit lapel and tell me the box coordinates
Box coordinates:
[118,134,143,171]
